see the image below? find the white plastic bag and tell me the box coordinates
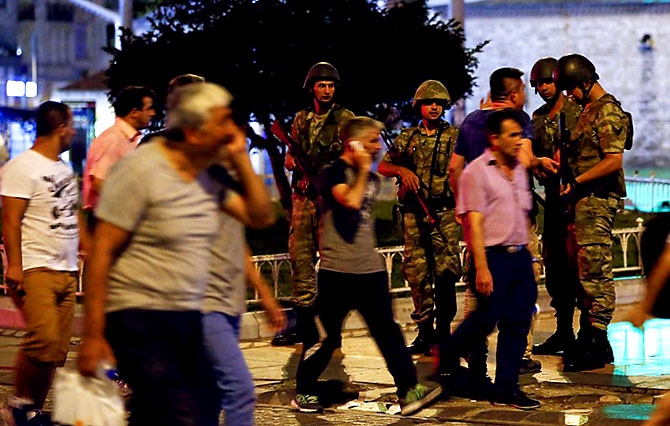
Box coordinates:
[52,368,126,426]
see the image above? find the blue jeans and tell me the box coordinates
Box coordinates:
[438,248,537,394]
[203,312,256,426]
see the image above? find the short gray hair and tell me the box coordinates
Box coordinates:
[165,82,233,132]
[340,116,384,142]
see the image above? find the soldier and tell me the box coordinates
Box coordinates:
[529,57,584,356]
[554,53,630,371]
[378,80,462,356]
[272,62,355,347]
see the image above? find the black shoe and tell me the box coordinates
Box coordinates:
[441,371,493,401]
[532,332,575,356]
[562,327,611,372]
[492,389,541,410]
[407,334,432,355]
[562,356,605,372]
[430,365,469,397]
[468,375,495,401]
[271,331,301,346]
[519,358,542,375]
[603,337,614,363]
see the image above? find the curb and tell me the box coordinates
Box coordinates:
[0,278,643,341]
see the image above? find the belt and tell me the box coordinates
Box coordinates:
[486,245,526,254]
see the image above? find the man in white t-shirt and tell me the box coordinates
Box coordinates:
[0,101,87,426]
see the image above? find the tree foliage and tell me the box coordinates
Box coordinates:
[104,0,488,126]
[102,0,488,213]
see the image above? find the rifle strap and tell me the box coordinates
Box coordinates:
[428,123,449,196]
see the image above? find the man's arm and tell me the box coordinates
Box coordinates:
[464,210,493,296]
[449,153,466,199]
[575,153,623,184]
[221,125,276,229]
[244,245,286,334]
[630,241,670,328]
[332,151,372,210]
[1,196,28,303]
[561,153,623,195]
[77,221,130,376]
[519,138,559,174]
[378,160,420,193]
[78,209,92,254]
[91,176,105,194]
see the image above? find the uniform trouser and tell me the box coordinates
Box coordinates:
[567,195,619,331]
[543,228,580,333]
[439,248,537,394]
[401,210,462,339]
[296,270,418,398]
[525,222,542,357]
[288,193,319,308]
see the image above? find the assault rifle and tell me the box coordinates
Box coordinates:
[381,130,439,227]
[269,118,318,198]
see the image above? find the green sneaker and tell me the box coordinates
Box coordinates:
[399,383,442,416]
[290,393,323,413]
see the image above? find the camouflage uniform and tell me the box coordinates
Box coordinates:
[532,98,584,336]
[288,103,355,309]
[565,94,628,332]
[382,121,462,340]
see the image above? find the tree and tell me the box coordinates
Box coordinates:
[103,0,488,213]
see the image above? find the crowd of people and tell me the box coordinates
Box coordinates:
[0,50,649,425]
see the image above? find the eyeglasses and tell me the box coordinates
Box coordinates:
[531,78,554,88]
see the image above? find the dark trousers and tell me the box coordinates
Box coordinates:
[295,270,418,398]
[543,231,581,331]
[106,309,213,426]
[438,248,537,394]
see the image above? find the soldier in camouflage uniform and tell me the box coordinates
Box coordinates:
[529,57,584,357]
[378,80,462,356]
[554,54,629,372]
[272,62,355,348]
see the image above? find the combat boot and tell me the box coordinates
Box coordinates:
[407,321,434,356]
[532,330,575,356]
[562,326,612,372]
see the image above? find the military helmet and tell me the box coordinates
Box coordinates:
[412,80,451,108]
[554,54,599,90]
[530,57,558,87]
[303,62,340,89]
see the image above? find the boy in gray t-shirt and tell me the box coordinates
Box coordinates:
[291,117,441,416]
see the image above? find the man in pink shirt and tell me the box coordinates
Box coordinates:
[82,85,156,231]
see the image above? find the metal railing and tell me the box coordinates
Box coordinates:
[247,217,647,304]
[0,218,647,303]
[624,175,670,213]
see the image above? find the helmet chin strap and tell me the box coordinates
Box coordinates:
[580,81,593,101]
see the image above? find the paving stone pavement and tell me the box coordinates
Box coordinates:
[1,279,669,425]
